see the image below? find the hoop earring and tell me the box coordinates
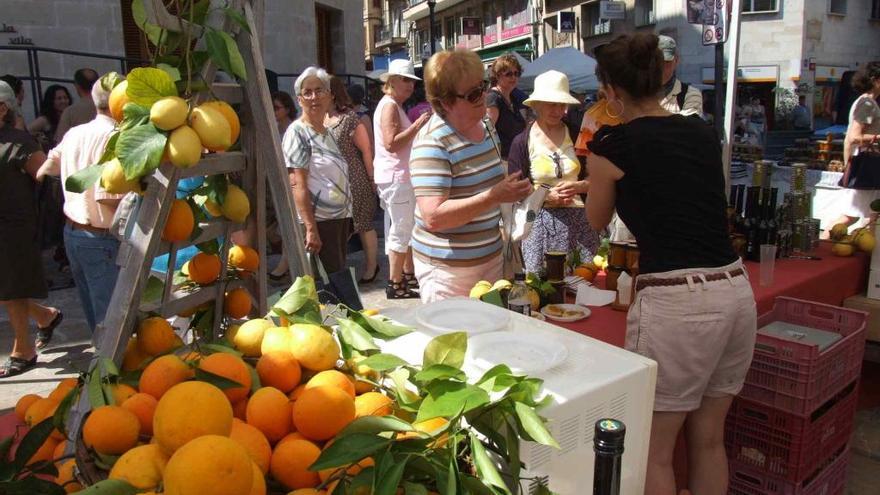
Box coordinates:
[605,99,624,119]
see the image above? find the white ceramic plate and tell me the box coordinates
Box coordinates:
[540,303,591,322]
[414,298,510,335]
[468,331,569,374]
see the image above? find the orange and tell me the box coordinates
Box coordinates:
[162,199,195,242]
[82,405,140,455]
[53,439,67,464]
[305,370,355,398]
[108,443,168,490]
[228,244,259,273]
[163,435,253,495]
[202,100,241,147]
[121,392,158,436]
[574,265,596,282]
[289,490,326,495]
[232,398,248,420]
[108,383,137,405]
[55,458,82,493]
[24,397,59,427]
[188,252,222,285]
[230,418,272,475]
[292,386,355,441]
[108,79,129,122]
[256,351,302,393]
[15,394,41,422]
[225,287,253,319]
[289,324,340,371]
[48,378,78,402]
[276,431,308,446]
[354,392,393,418]
[122,337,150,371]
[246,387,292,444]
[153,381,233,455]
[198,352,252,403]
[139,354,193,400]
[399,417,450,448]
[28,436,60,465]
[249,461,266,495]
[288,384,307,402]
[269,438,321,490]
[137,317,177,356]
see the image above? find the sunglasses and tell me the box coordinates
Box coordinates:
[454,80,489,104]
[502,70,522,78]
[551,152,563,179]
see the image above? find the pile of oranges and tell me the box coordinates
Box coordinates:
[15,312,402,495]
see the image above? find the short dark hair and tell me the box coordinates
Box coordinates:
[347,83,365,105]
[852,62,880,94]
[271,90,296,120]
[74,68,99,91]
[594,33,664,101]
[0,74,23,96]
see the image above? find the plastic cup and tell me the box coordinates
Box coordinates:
[760,244,777,287]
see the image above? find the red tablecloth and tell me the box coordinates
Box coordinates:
[555,241,869,346]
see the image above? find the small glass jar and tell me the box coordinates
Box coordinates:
[608,242,627,267]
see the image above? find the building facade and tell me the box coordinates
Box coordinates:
[366,0,410,71]
[0,0,364,121]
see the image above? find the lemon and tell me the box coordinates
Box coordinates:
[190,104,232,151]
[101,158,141,194]
[491,279,512,291]
[150,96,188,131]
[854,230,876,252]
[469,284,491,299]
[832,242,855,257]
[109,80,129,122]
[222,184,251,223]
[203,198,223,217]
[233,318,274,357]
[167,125,202,168]
[830,223,850,241]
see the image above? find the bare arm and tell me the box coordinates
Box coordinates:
[291,168,321,253]
[27,116,50,134]
[35,154,61,182]
[352,121,374,179]
[24,150,48,181]
[585,153,623,230]
[380,103,428,153]
[416,173,532,232]
[844,120,878,161]
[358,114,373,148]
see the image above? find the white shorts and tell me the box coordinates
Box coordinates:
[413,255,503,304]
[377,181,415,255]
[844,188,880,218]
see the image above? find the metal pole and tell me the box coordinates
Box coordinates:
[714,43,724,139]
[722,0,743,192]
[428,0,436,55]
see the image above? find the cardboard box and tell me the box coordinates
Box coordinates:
[869,270,880,300]
[843,294,880,342]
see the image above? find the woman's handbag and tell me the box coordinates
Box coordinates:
[308,253,364,310]
[840,149,880,190]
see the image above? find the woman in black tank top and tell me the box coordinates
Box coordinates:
[585,33,757,495]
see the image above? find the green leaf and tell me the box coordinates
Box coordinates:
[68,478,139,495]
[505,418,521,489]
[272,276,318,316]
[156,63,181,82]
[197,238,220,255]
[100,357,120,377]
[416,381,489,423]
[423,332,467,369]
[358,353,408,372]
[220,31,247,80]
[194,368,245,391]
[245,361,261,395]
[131,0,173,45]
[222,7,252,34]
[459,475,497,495]
[52,385,78,437]
[126,67,178,107]
[338,416,414,437]
[309,433,390,471]
[99,71,123,92]
[335,318,378,352]
[387,368,420,412]
[414,364,466,384]
[97,132,119,164]
[357,314,413,339]
[142,275,164,304]
[202,343,242,357]
[476,364,522,393]
[469,432,510,493]
[12,418,55,472]
[2,477,66,495]
[115,124,167,180]
[92,451,121,471]
[64,163,104,193]
[514,401,559,449]
[26,459,58,477]
[118,369,143,388]
[401,481,429,495]
[480,288,504,308]
[373,452,408,495]
[120,102,151,131]
[206,29,244,82]
[0,435,14,464]
[87,364,108,409]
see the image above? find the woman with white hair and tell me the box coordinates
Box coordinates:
[0,81,62,377]
[282,67,352,274]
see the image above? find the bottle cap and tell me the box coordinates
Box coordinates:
[594,418,626,454]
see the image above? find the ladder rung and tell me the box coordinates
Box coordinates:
[142,278,250,317]
[158,219,245,254]
[212,83,243,105]
[179,151,246,178]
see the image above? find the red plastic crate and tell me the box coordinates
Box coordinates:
[728,443,850,495]
[740,297,867,416]
[725,380,858,483]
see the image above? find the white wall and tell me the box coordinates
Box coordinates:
[804,0,880,69]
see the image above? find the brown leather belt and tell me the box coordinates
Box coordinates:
[636,268,745,292]
[66,219,109,234]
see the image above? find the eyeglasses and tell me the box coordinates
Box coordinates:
[299,87,327,99]
[502,70,522,78]
[551,152,563,179]
[454,80,489,104]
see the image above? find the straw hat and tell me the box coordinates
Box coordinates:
[379,59,421,82]
[523,70,580,107]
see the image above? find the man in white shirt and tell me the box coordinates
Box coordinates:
[38,75,121,332]
[658,35,704,118]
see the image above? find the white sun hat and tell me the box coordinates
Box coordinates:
[523,70,581,107]
[379,59,421,82]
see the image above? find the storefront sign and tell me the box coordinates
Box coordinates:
[557,11,576,32]
[500,24,531,41]
[702,65,779,83]
[815,65,850,82]
[461,17,481,36]
[600,1,626,20]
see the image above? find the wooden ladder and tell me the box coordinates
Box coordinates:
[66,0,309,442]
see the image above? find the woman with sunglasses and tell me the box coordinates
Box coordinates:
[410,50,532,303]
[507,70,599,274]
[374,59,430,299]
[486,54,526,160]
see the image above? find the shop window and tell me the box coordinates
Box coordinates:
[582,2,610,38]
[741,0,778,14]
[444,17,455,49]
[828,0,847,15]
[502,0,529,30]
[635,0,655,26]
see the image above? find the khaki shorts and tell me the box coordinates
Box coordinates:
[627,259,757,412]
[413,254,503,304]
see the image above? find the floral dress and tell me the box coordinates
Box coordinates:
[329,110,376,233]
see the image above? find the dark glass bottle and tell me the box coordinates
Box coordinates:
[593,418,626,495]
[744,187,760,261]
[766,187,779,247]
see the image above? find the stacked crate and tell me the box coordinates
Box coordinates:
[725,298,868,495]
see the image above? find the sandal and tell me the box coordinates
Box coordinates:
[36,311,63,350]
[359,265,380,284]
[386,280,419,300]
[402,272,419,289]
[0,355,38,378]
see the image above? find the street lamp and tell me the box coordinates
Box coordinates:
[428,0,436,55]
